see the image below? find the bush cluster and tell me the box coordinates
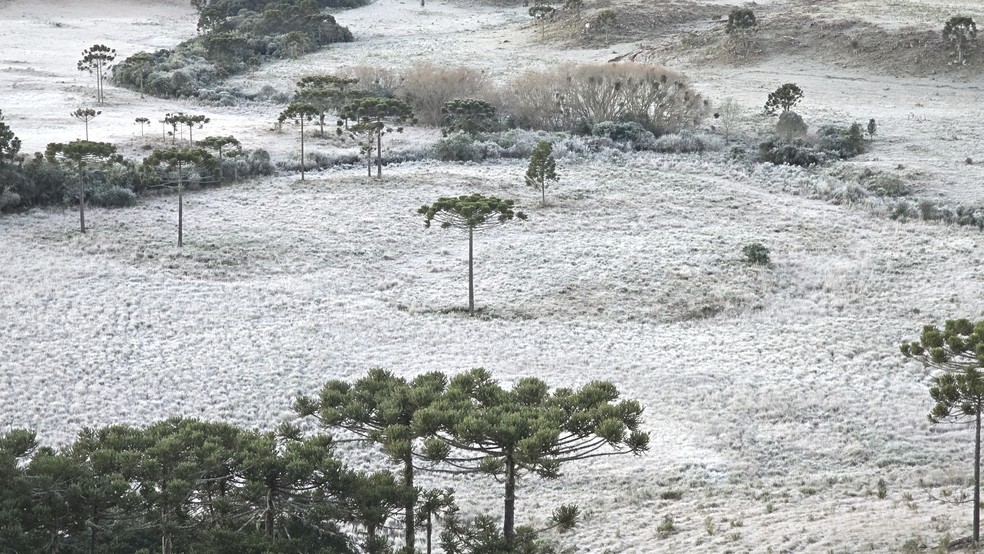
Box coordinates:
[112,0,355,100]
[759,122,867,168]
[0,148,273,213]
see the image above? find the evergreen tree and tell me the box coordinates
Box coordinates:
[143,147,217,246]
[45,140,122,233]
[71,108,101,141]
[902,318,984,543]
[525,140,558,206]
[338,98,414,178]
[764,83,803,115]
[419,194,527,316]
[279,102,319,180]
[77,44,116,104]
[415,369,649,546]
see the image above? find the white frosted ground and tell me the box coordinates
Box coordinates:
[3,154,983,551]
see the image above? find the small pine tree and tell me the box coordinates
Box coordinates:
[764,83,803,115]
[867,118,877,140]
[71,108,101,141]
[943,16,977,65]
[77,44,116,104]
[525,140,558,206]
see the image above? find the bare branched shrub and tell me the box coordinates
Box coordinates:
[504,63,708,134]
[336,65,402,98]
[397,63,489,126]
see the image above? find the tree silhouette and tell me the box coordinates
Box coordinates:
[46,140,121,233]
[71,108,101,141]
[295,75,360,136]
[279,102,319,181]
[525,140,558,206]
[135,117,150,138]
[415,368,649,545]
[419,194,527,316]
[339,98,414,178]
[294,369,448,554]
[764,83,803,115]
[143,147,216,246]
[198,135,241,181]
[440,99,497,136]
[902,318,984,543]
[944,16,977,65]
[77,44,116,104]
[0,109,21,168]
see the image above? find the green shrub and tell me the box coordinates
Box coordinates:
[816,123,865,159]
[90,186,137,208]
[435,132,482,162]
[743,242,770,265]
[652,130,723,153]
[591,121,654,147]
[758,140,825,167]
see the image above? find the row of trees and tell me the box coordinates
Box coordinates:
[2,369,649,553]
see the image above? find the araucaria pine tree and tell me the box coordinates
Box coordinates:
[77,44,116,104]
[71,108,101,141]
[525,140,558,206]
[45,140,121,233]
[278,102,319,180]
[415,368,650,546]
[902,319,984,543]
[143,147,216,246]
[339,98,414,178]
[764,83,803,115]
[418,194,526,316]
[944,16,977,65]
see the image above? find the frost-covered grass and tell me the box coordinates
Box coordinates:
[3,153,983,550]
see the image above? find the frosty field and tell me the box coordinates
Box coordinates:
[4,0,984,551]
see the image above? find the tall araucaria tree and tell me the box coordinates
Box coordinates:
[198,135,240,181]
[414,368,650,546]
[279,102,319,181]
[71,108,101,141]
[338,97,414,178]
[46,140,122,233]
[902,318,984,544]
[294,368,448,554]
[295,75,361,136]
[77,44,116,104]
[0,109,21,168]
[418,194,527,317]
[143,147,216,246]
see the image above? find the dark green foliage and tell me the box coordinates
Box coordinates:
[441,99,497,136]
[758,139,824,167]
[435,133,481,162]
[113,1,355,100]
[867,118,877,139]
[441,513,559,554]
[742,242,770,265]
[525,140,558,206]
[419,194,526,315]
[902,319,984,543]
[339,97,414,178]
[943,16,977,64]
[295,75,361,135]
[816,123,866,159]
[78,44,116,104]
[764,83,803,115]
[46,140,123,232]
[726,8,757,34]
[71,108,101,141]
[0,109,22,168]
[295,369,448,553]
[591,120,655,147]
[416,369,648,544]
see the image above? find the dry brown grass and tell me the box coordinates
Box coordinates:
[397,62,489,126]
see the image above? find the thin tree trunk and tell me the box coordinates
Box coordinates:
[541,180,545,206]
[376,118,382,178]
[78,161,86,234]
[404,457,415,552]
[975,409,981,543]
[468,226,474,316]
[300,119,305,181]
[503,454,516,544]
[426,512,432,554]
[84,120,89,141]
[367,135,372,178]
[188,125,193,146]
[265,486,275,538]
[177,164,183,247]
